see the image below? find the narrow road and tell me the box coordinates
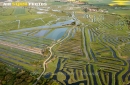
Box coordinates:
[118,43,126,49]
[33,28,73,85]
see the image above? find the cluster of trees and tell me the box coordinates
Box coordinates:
[124,15,130,29]
[0,62,61,85]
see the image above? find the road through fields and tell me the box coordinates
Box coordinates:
[33,26,74,85]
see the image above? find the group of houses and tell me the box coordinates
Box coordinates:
[82,7,108,13]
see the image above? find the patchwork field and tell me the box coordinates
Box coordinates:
[0,7,56,32]
[0,1,130,85]
[57,28,84,56]
[45,7,130,85]
[14,8,25,15]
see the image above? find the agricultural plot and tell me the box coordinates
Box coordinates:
[0,9,75,83]
[0,21,19,32]
[14,8,25,15]
[108,9,130,15]
[51,56,123,85]
[57,28,84,56]
[83,12,130,85]
[0,32,52,48]
[88,28,102,42]
[0,44,44,73]
[51,55,127,85]
[86,29,127,85]
[90,42,112,57]
[1,2,130,85]
[0,16,55,32]
[0,8,14,16]
[52,57,89,85]
[45,28,68,40]
[102,35,130,47]
[0,7,57,32]
[34,30,49,37]
[120,43,130,57]
[122,60,130,85]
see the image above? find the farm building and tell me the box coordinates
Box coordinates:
[82,7,99,12]
[68,0,88,4]
[87,7,99,12]
[67,0,76,2]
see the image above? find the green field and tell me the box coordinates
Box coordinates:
[108,9,130,15]
[0,7,56,32]
[0,2,130,85]
[44,7,130,85]
[14,8,25,15]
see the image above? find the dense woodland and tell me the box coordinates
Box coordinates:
[0,63,60,85]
